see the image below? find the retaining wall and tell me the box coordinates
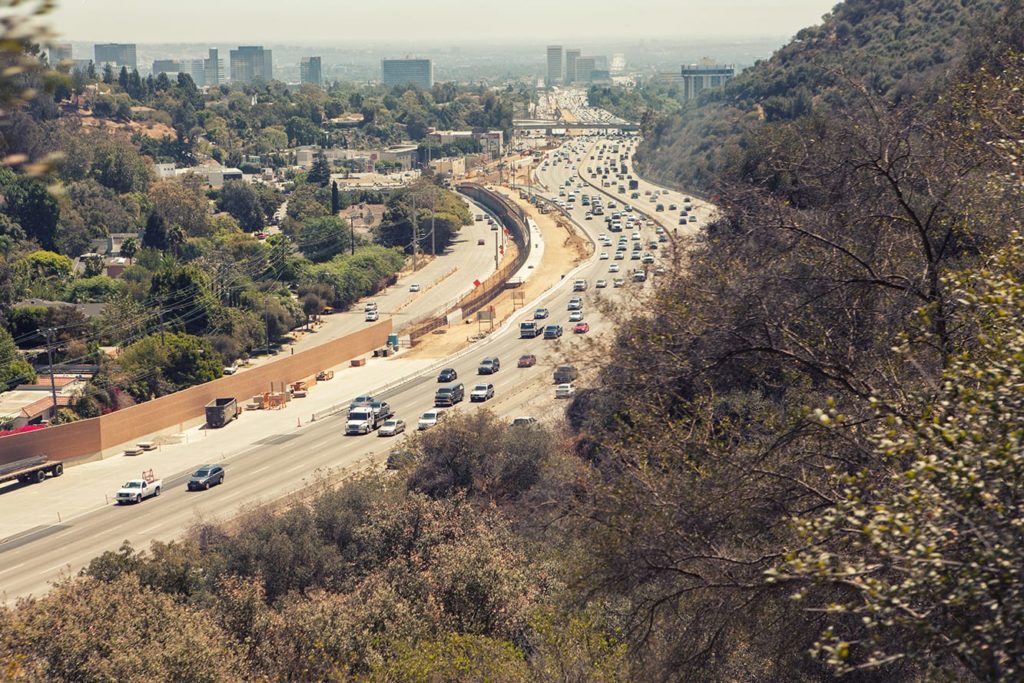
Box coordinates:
[0,320,392,465]
[406,184,531,342]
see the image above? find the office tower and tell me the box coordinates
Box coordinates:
[94,43,137,71]
[680,63,736,100]
[300,56,322,87]
[230,45,273,83]
[152,58,206,86]
[152,59,179,75]
[204,48,224,88]
[381,58,433,90]
[564,49,580,85]
[575,56,596,83]
[48,43,73,66]
[546,45,563,86]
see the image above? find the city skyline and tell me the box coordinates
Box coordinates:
[51,1,837,43]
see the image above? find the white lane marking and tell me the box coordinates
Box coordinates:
[0,562,25,576]
[42,562,69,574]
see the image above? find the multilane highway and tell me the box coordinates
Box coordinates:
[0,133,700,601]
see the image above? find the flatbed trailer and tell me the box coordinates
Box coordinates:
[0,455,64,485]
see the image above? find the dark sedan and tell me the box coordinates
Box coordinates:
[187,465,224,491]
[437,368,458,382]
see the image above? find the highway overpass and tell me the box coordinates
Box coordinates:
[512,119,640,133]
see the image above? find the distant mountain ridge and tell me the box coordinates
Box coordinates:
[635,0,1007,192]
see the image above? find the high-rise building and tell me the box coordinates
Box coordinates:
[300,56,322,87]
[381,58,433,90]
[680,63,736,100]
[546,45,563,86]
[610,53,626,74]
[230,45,273,83]
[152,59,207,86]
[564,49,580,85]
[152,59,180,75]
[204,48,224,88]
[48,43,73,66]
[575,56,595,83]
[94,43,137,71]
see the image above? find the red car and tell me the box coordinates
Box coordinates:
[517,354,537,368]
[573,322,590,334]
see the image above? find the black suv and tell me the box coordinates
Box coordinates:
[187,465,224,491]
[437,367,458,382]
[434,383,465,407]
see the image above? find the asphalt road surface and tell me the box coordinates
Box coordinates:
[0,132,683,601]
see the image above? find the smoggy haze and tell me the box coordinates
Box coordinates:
[54,0,836,43]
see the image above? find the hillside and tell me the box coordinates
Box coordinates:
[635,0,1007,192]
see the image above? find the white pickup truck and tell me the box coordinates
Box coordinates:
[115,469,162,504]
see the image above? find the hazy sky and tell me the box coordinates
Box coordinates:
[52,0,836,43]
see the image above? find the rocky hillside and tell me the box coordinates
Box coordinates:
[635,0,1007,192]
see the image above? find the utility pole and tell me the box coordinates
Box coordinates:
[351,208,357,256]
[427,145,436,256]
[41,328,58,419]
[265,308,271,357]
[430,186,436,257]
[411,193,418,271]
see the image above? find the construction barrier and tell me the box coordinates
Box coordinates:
[0,320,392,466]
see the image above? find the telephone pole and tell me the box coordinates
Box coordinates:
[41,328,58,419]
[428,146,436,256]
[411,193,418,271]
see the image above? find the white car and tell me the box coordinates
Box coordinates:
[609,263,620,273]
[418,410,443,430]
[569,310,584,322]
[365,310,379,322]
[470,383,495,402]
[632,232,641,241]
[599,252,609,260]
[409,284,421,292]
[595,279,607,288]
[555,383,576,399]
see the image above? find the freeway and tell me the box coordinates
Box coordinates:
[0,132,672,601]
[262,193,504,360]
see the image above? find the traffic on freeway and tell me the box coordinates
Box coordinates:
[0,132,697,601]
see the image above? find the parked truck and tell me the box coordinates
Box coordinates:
[346,401,392,435]
[116,469,162,504]
[0,455,64,486]
[205,397,240,428]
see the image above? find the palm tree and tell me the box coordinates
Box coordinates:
[120,236,138,264]
[166,224,186,256]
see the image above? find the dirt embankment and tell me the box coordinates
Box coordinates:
[405,184,591,359]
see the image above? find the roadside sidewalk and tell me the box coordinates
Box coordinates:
[0,353,435,541]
